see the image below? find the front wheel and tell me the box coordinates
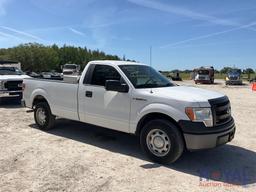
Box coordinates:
[34,102,55,130]
[140,119,184,164]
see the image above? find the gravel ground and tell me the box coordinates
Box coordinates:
[0,80,255,192]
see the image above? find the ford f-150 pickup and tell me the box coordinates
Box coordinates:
[23,60,236,163]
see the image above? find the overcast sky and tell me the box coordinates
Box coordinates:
[0,0,256,70]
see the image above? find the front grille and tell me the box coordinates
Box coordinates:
[229,76,238,80]
[209,96,232,126]
[4,80,23,91]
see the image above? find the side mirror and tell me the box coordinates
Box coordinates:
[105,80,129,93]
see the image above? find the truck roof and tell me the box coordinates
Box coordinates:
[194,66,214,71]
[88,60,146,66]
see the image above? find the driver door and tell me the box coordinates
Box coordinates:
[82,64,131,133]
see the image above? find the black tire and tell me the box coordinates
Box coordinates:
[140,119,184,164]
[34,102,55,130]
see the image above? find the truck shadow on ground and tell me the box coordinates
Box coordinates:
[0,96,22,108]
[30,119,256,186]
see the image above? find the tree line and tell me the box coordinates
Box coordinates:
[0,43,254,75]
[0,43,125,72]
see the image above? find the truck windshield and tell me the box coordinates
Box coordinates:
[119,65,174,88]
[228,70,240,75]
[0,67,23,75]
[228,72,240,76]
[198,70,209,75]
[64,65,77,69]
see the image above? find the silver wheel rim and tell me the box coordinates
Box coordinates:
[36,108,46,126]
[146,129,171,157]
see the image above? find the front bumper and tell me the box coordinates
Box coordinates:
[0,90,22,94]
[179,118,236,150]
[195,80,212,84]
[21,99,26,107]
[226,80,242,85]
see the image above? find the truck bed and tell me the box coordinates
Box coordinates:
[27,75,79,84]
[23,77,80,121]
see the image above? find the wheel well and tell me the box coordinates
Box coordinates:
[32,95,48,108]
[135,113,182,136]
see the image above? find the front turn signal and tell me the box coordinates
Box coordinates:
[185,107,195,121]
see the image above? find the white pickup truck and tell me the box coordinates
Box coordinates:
[0,62,29,100]
[23,60,236,163]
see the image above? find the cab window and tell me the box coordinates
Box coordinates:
[90,65,121,86]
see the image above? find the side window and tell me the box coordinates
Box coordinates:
[91,65,121,86]
[83,64,95,84]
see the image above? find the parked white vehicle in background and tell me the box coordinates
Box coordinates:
[61,64,80,76]
[0,61,29,100]
[23,60,236,163]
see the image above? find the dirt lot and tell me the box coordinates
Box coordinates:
[0,80,255,192]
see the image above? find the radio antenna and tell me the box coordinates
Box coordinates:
[149,46,153,93]
[150,46,152,67]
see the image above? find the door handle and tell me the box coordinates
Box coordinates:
[85,91,93,98]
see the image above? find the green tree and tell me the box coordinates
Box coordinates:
[244,68,255,74]
[220,67,233,74]
[0,43,123,72]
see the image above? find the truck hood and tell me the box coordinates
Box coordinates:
[0,75,30,81]
[145,86,224,103]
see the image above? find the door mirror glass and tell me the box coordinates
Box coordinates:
[105,80,129,93]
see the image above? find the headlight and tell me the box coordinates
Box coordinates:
[185,107,213,127]
[226,77,229,81]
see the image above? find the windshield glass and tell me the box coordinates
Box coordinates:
[64,64,77,69]
[0,67,23,75]
[228,69,240,76]
[119,65,175,88]
[198,70,209,75]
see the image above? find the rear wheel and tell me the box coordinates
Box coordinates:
[140,119,184,164]
[34,102,55,130]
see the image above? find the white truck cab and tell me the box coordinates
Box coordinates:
[23,60,236,163]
